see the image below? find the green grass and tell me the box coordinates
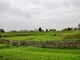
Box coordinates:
[0,31,80,41]
[0,32,61,41]
[0,31,80,60]
[2,35,61,41]
[0,44,18,49]
[0,45,80,60]
[56,31,80,35]
[0,31,80,35]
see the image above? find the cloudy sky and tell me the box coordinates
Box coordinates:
[0,0,80,31]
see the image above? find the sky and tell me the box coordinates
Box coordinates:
[0,0,80,31]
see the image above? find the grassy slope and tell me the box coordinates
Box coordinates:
[0,44,80,60]
[56,31,79,35]
[0,32,61,41]
[0,44,18,49]
[0,31,80,41]
[2,35,61,41]
[0,31,80,60]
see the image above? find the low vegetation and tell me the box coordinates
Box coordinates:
[0,31,80,41]
[0,31,80,60]
[0,44,80,60]
[0,44,17,49]
[64,32,80,40]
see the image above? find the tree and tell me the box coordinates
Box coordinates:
[39,27,42,32]
[11,30,17,32]
[78,23,80,28]
[46,29,48,32]
[0,29,5,33]
[67,27,71,31]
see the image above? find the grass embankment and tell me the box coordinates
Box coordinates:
[0,32,60,41]
[0,31,80,41]
[56,31,79,35]
[1,31,80,41]
[0,44,80,60]
[0,44,18,49]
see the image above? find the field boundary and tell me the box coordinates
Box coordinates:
[0,39,80,48]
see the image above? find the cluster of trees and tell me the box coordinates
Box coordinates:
[0,29,5,33]
[39,27,48,32]
[62,24,80,31]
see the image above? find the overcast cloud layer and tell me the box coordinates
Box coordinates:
[0,0,80,31]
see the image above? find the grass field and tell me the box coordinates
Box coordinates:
[0,44,18,49]
[0,44,80,60]
[2,34,61,41]
[0,31,80,60]
[0,31,80,41]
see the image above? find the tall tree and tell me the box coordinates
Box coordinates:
[46,29,48,32]
[39,27,42,32]
[67,27,71,31]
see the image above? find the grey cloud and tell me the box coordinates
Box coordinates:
[9,8,31,18]
[72,0,80,7]
[0,0,80,31]
[0,0,10,13]
[0,0,31,18]
[0,2,9,9]
[0,0,32,31]
[43,2,59,8]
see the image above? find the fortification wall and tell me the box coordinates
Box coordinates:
[0,39,80,48]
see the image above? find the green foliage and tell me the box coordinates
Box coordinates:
[67,27,72,31]
[46,29,48,32]
[39,27,42,32]
[0,29,5,33]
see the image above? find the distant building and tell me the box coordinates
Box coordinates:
[71,27,75,31]
[20,30,28,32]
[62,27,78,31]
[34,29,39,32]
[49,29,56,31]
